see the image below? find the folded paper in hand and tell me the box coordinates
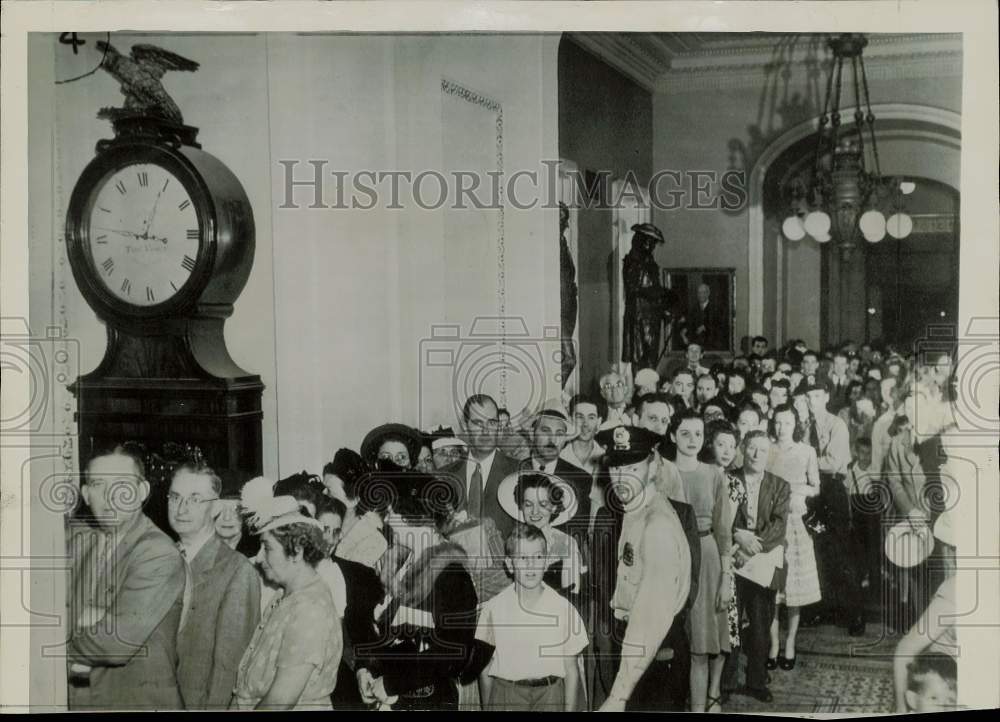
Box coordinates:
[734,545,784,586]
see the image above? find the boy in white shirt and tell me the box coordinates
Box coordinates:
[476,524,588,711]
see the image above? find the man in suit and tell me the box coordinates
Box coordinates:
[443,394,520,539]
[826,351,853,414]
[598,371,634,431]
[168,461,260,709]
[731,431,790,704]
[68,443,186,710]
[518,407,592,543]
[667,342,711,381]
[687,283,726,351]
[804,377,864,635]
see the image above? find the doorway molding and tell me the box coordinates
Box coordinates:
[745,103,961,339]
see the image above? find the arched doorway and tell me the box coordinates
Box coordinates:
[747,104,961,351]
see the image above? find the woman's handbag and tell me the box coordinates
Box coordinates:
[802,496,828,537]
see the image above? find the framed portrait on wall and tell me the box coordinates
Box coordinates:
[662,267,735,353]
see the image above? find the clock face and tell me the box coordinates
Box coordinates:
[86,162,201,307]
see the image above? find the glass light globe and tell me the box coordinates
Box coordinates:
[814,231,832,243]
[899,181,916,195]
[782,215,806,241]
[860,210,887,243]
[887,212,913,239]
[803,211,831,239]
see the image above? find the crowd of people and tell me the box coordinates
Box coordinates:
[66,335,961,712]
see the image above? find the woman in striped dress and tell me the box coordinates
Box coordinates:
[765,403,821,671]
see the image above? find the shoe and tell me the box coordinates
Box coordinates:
[848,618,866,637]
[778,655,796,671]
[706,695,723,713]
[736,686,773,703]
[801,612,826,627]
[766,657,778,670]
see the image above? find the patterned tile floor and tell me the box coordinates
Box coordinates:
[722,622,900,714]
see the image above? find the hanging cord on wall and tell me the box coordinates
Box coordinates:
[55,32,110,84]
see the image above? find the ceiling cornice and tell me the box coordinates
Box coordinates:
[567,32,962,94]
[567,32,672,91]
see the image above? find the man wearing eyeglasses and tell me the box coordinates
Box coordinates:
[168,461,260,709]
[68,444,185,710]
[442,394,521,538]
[599,371,634,431]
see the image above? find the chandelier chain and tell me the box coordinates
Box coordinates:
[859,54,883,179]
[851,56,867,175]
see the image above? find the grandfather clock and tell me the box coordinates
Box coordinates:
[65,110,263,529]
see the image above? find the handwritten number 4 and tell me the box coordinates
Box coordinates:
[59,33,86,55]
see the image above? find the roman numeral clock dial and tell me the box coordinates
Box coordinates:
[87,163,200,307]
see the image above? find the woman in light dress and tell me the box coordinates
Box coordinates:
[232,514,342,709]
[765,403,821,671]
[671,409,733,712]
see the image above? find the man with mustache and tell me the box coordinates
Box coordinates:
[519,407,591,540]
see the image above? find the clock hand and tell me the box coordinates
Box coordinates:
[93,226,144,239]
[143,183,168,234]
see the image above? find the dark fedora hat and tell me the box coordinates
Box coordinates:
[631,223,665,244]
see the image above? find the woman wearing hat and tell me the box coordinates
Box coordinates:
[360,423,425,471]
[499,472,583,597]
[231,479,343,710]
[355,473,481,710]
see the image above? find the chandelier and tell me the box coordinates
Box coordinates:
[781,33,913,257]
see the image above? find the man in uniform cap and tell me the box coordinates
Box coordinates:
[592,426,691,711]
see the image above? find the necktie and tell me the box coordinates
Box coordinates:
[808,417,821,453]
[178,545,193,632]
[468,465,483,519]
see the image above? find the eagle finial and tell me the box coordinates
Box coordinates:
[95,41,199,125]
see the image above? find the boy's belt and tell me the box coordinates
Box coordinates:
[510,675,561,687]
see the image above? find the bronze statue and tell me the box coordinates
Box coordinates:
[559,203,578,386]
[96,41,199,125]
[621,223,670,368]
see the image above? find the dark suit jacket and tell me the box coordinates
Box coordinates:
[331,555,384,709]
[442,451,521,539]
[690,300,726,350]
[335,555,382,655]
[69,513,185,710]
[176,534,260,710]
[671,499,701,611]
[731,469,791,591]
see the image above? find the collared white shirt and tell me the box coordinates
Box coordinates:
[475,583,588,682]
[744,471,764,531]
[599,406,632,431]
[466,450,497,496]
[178,527,215,563]
[529,456,558,474]
[560,439,603,477]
